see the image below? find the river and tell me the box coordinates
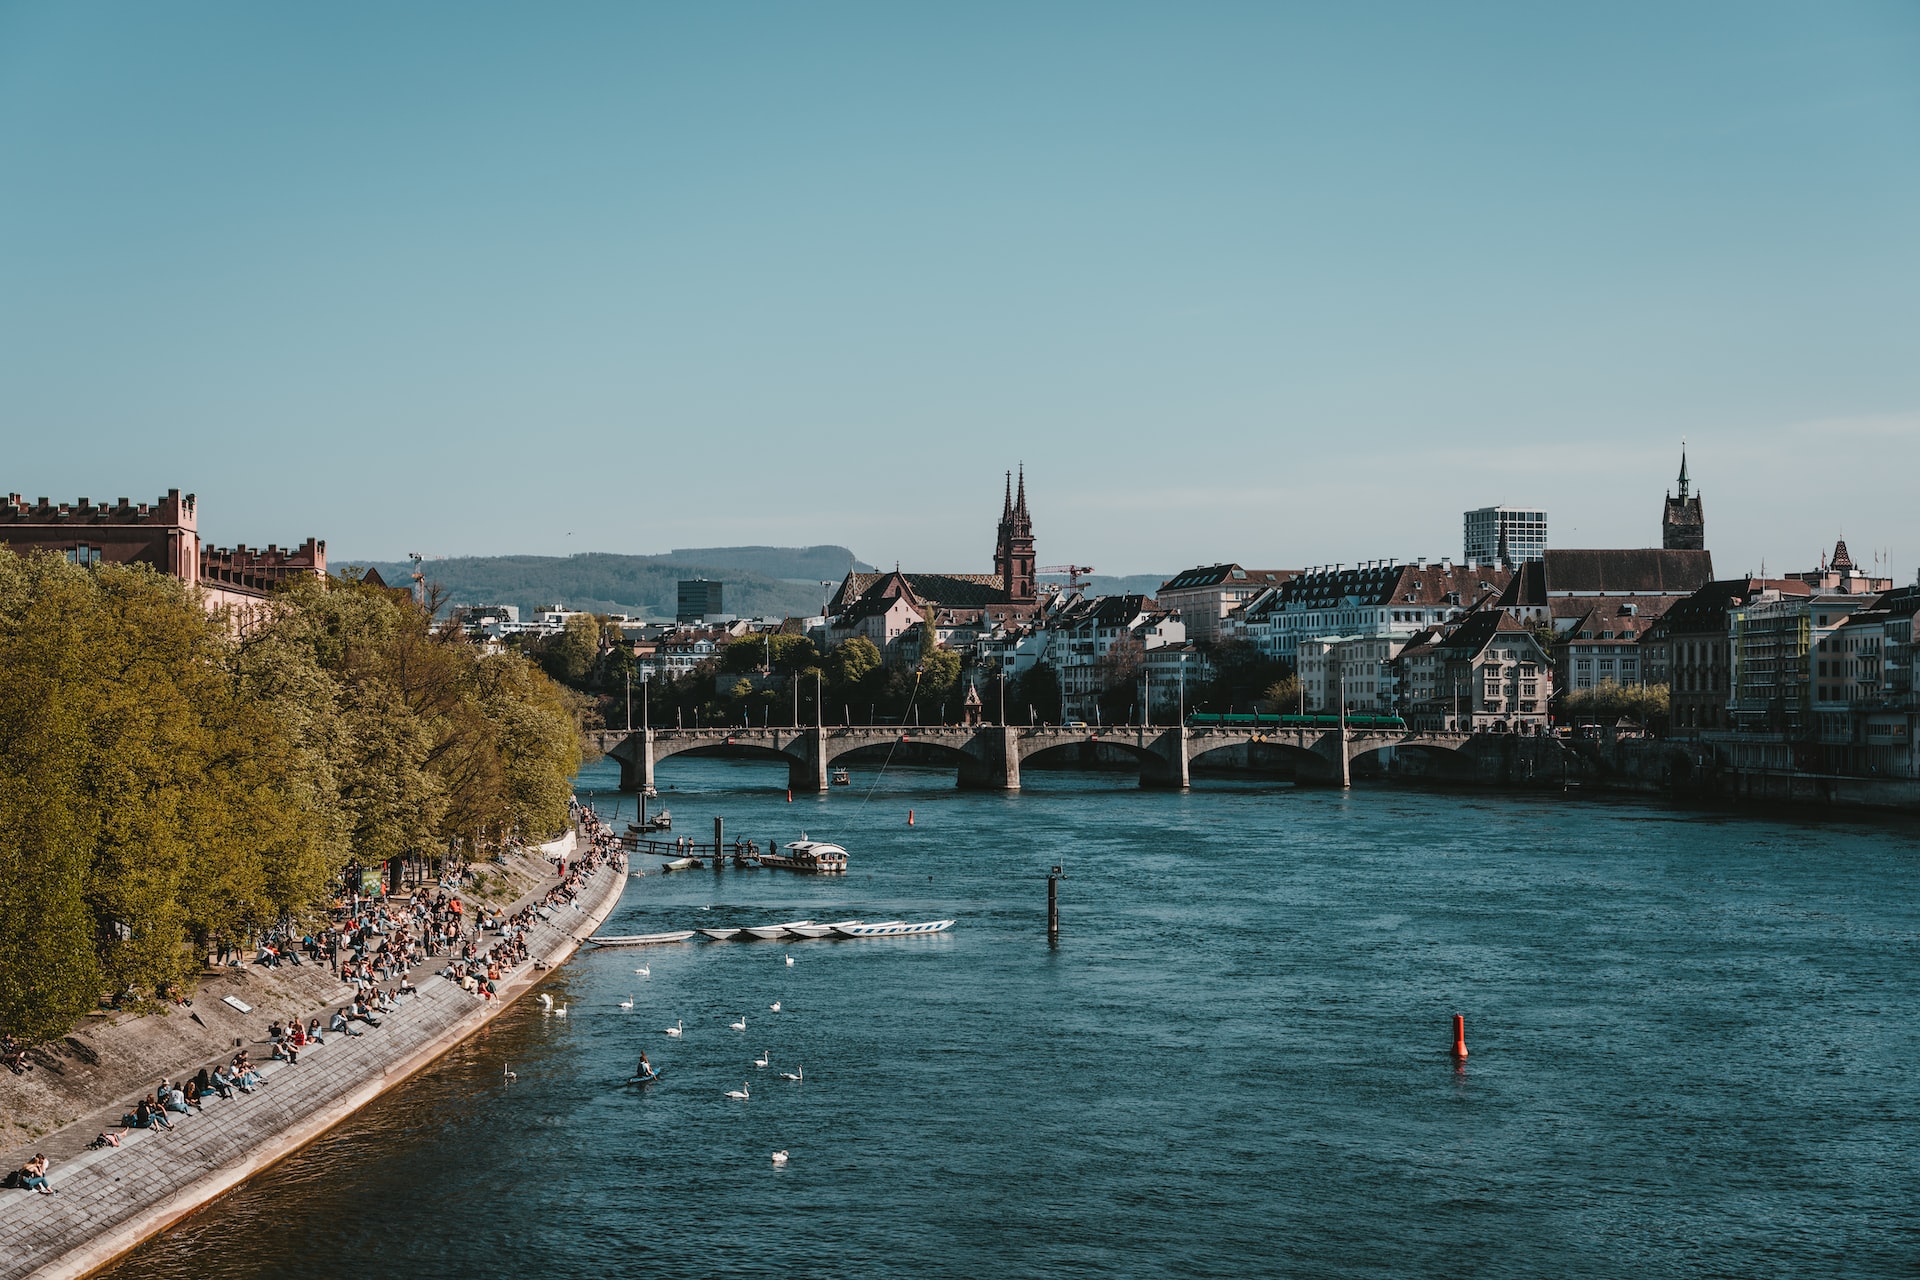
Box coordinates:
[100,758,1920,1278]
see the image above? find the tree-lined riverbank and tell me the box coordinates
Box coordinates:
[0,551,586,1047]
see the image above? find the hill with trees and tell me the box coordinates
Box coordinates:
[364,547,873,620]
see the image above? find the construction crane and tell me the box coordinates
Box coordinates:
[1036,564,1096,592]
[407,552,445,606]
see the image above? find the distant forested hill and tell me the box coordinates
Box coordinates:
[362,547,873,621]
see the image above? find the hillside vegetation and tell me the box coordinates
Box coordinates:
[365,546,872,620]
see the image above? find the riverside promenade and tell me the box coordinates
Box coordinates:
[0,834,627,1280]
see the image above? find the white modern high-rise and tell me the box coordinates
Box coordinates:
[1463,506,1547,566]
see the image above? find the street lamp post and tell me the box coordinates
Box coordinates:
[1178,653,1187,724]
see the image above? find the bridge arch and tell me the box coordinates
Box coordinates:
[1347,738,1472,782]
[1017,736,1183,788]
[1187,735,1340,784]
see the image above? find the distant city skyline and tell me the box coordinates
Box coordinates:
[2,5,1915,582]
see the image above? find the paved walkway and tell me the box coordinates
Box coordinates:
[0,849,627,1280]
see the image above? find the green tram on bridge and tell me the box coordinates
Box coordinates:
[1185,711,1408,731]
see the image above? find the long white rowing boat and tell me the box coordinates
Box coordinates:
[783,919,865,939]
[697,927,742,941]
[589,930,696,948]
[740,919,815,940]
[832,920,954,939]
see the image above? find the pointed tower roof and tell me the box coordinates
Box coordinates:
[1015,463,1028,516]
[1002,470,1013,518]
[1831,539,1853,571]
[1676,442,1691,499]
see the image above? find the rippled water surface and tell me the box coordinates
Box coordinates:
[103,759,1920,1278]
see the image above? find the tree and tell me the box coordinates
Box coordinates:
[826,637,882,691]
[1259,675,1301,713]
[0,548,588,1045]
[1560,680,1670,727]
[543,612,602,686]
[1016,662,1062,724]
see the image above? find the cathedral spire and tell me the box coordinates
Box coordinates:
[1003,470,1013,518]
[1676,441,1690,500]
[1015,463,1028,517]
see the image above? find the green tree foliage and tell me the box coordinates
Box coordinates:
[0,550,585,1044]
[1560,680,1670,726]
[826,637,883,691]
[1015,662,1063,724]
[1196,640,1292,713]
[543,612,603,685]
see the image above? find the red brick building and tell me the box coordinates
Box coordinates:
[1,488,326,619]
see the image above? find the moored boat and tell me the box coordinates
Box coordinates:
[830,767,851,786]
[660,856,701,871]
[757,838,849,874]
[589,930,696,947]
[784,919,864,938]
[740,919,815,940]
[697,927,742,941]
[832,919,954,939]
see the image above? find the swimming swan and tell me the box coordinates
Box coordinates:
[769,1001,781,1012]
[730,1015,747,1032]
[617,995,633,1009]
[725,1082,750,1100]
[754,1049,770,1068]
[664,1020,683,1038]
[778,1065,803,1082]
[771,1150,789,1166]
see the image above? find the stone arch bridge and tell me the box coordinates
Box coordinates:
[590,724,1481,792]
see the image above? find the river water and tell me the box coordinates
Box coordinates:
[102,759,1920,1278]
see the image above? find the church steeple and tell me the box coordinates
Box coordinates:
[1662,443,1704,551]
[993,465,1037,605]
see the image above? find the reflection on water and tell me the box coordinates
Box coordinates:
[104,761,1920,1279]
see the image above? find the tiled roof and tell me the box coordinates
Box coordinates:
[829,571,1005,614]
[1159,565,1294,593]
[1498,549,1714,605]
[1276,562,1510,610]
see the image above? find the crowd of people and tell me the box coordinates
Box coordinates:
[7,802,623,1200]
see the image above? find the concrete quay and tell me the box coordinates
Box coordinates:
[0,841,627,1280]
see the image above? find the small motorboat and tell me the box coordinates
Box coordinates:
[783,919,865,939]
[757,839,849,874]
[739,920,815,941]
[830,767,851,786]
[588,930,696,948]
[697,927,742,941]
[832,920,954,939]
[660,857,701,871]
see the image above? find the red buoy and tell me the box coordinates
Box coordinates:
[1450,1014,1469,1061]
[907,809,915,826]
[786,789,793,803]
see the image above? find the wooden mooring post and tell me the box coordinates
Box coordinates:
[1047,864,1063,941]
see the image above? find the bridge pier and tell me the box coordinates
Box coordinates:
[615,730,656,792]
[1137,726,1189,789]
[957,725,1022,790]
[795,726,829,793]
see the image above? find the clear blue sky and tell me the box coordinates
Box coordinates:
[2,3,1916,582]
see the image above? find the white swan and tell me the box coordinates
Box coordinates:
[503,1065,516,1082]
[537,993,553,1010]
[771,1150,789,1166]
[778,1065,803,1081]
[617,995,633,1009]
[754,1049,770,1068]
[634,965,650,977]
[784,954,794,967]
[553,1003,568,1018]
[725,1082,750,1100]
[730,1015,747,1032]
[769,1001,781,1013]
[664,1020,683,1038]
